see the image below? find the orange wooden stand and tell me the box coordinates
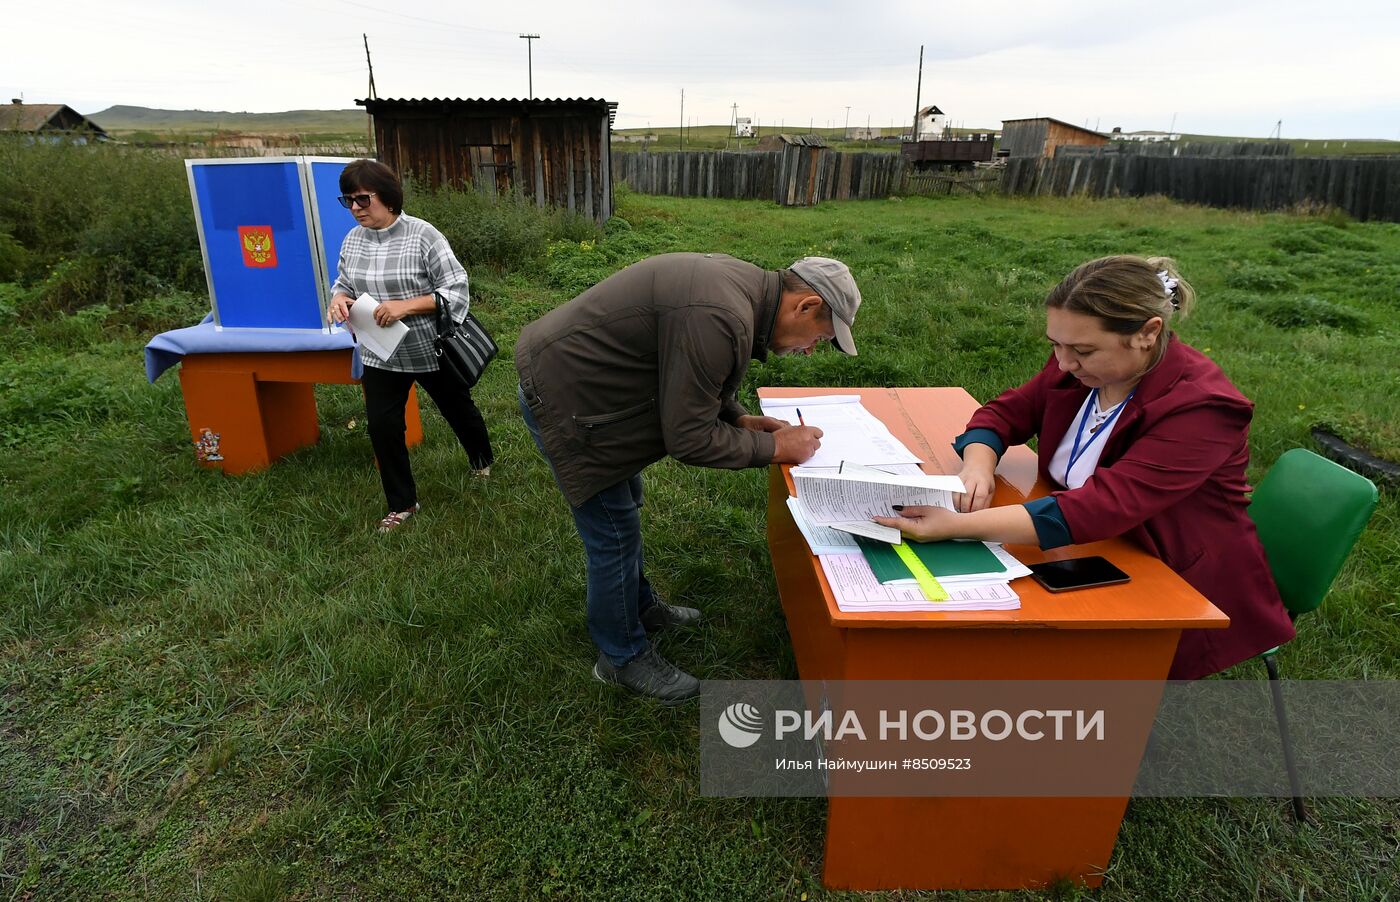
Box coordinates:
[177,350,422,475]
[760,386,1229,891]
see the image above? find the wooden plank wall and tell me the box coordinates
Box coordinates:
[373,109,611,223]
[1001,155,1400,222]
[1000,121,1049,158]
[613,150,905,205]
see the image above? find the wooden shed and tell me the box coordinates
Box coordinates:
[358,97,617,223]
[773,134,829,206]
[999,117,1107,159]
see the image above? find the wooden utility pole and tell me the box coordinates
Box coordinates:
[912,44,924,141]
[679,88,684,150]
[363,34,377,154]
[519,34,540,99]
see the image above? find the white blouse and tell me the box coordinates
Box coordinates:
[1048,390,1131,489]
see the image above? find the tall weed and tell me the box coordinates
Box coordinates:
[405,180,599,273]
[0,137,204,313]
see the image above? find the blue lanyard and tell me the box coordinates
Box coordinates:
[1066,388,1133,478]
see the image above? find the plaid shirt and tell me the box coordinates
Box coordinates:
[331,213,469,373]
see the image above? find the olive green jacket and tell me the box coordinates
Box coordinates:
[515,253,780,506]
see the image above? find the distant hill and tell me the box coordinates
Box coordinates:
[88,105,368,135]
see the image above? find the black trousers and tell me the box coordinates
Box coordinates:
[361,364,494,512]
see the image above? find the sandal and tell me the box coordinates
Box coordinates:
[376,503,420,533]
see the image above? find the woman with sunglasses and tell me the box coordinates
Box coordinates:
[328,159,494,532]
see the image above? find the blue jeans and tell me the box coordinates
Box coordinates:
[518,386,657,666]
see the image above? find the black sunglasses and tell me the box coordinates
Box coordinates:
[336,192,377,209]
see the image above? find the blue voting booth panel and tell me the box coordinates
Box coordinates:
[187,159,325,331]
[305,158,360,296]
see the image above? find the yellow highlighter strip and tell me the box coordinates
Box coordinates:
[893,541,949,602]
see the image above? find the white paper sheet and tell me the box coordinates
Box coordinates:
[817,553,1021,612]
[346,293,410,360]
[760,395,923,468]
[793,470,964,526]
[786,496,862,555]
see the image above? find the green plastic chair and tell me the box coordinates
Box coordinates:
[1247,448,1379,823]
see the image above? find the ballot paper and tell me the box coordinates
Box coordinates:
[346,293,410,360]
[792,468,965,544]
[818,553,1021,612]
[759,395,923,468]
[786,496,861,555]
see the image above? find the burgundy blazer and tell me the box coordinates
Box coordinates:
[965,336,1295,679]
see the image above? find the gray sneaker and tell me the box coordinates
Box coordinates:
[593,647,700,705]
[639,599,703,634]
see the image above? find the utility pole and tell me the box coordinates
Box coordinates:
[679,88,684,150]
[844,105,851,140]
[729,102,738,150]
[912,44,924,141]
[519,34,540,99]
[362,34,377,154]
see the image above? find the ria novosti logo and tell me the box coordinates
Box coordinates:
[717,702,764,748]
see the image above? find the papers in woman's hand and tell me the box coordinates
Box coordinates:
[346,293,410,359]
[792,466,965,544]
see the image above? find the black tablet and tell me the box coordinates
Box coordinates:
[1028,556,1131,592]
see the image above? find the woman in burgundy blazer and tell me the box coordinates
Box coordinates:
[876,255,1294,679]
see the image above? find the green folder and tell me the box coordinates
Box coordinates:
[855,535,1007,584]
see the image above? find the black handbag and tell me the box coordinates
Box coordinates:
[433,291,497,388]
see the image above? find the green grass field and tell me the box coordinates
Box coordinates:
[2,188,1399,899]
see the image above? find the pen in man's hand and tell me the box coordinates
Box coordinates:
[797,408,805,427]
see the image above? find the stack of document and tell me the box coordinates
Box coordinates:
[768,394,1026,612]
[817,553,1022,612]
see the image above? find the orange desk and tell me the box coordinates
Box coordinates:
[178,350,422,475]
[760,386,1229,891]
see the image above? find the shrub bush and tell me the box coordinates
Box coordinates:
[1248,294,1368,332]
[0,138,204,314]
[1225,262,1292,292]
[404,182,600,274]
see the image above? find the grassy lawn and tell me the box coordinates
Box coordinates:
[2,190,1398,899]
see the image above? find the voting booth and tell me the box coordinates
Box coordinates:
[155,156,424,473]
[185,156,359,331]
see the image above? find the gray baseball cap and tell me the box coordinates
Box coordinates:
[789,256,862,355]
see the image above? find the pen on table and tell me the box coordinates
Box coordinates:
[797,408,805,427]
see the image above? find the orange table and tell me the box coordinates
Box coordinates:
[178,350,422,475]
[760,386,1229,891]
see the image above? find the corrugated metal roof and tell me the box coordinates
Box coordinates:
[358,97,618,125]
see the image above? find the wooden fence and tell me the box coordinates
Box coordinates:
[903,170,1003,197]
[1002,155,1400,222]
[613,149,905,205]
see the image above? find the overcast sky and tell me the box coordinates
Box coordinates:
[7,0,1399,139]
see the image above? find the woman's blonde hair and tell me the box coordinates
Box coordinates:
[1046,255,1196,342]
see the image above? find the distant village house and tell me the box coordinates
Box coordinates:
[1,100,108,143]
[914,105,946,140]
[1110,127,1181,143]
[999,117,1107,158]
